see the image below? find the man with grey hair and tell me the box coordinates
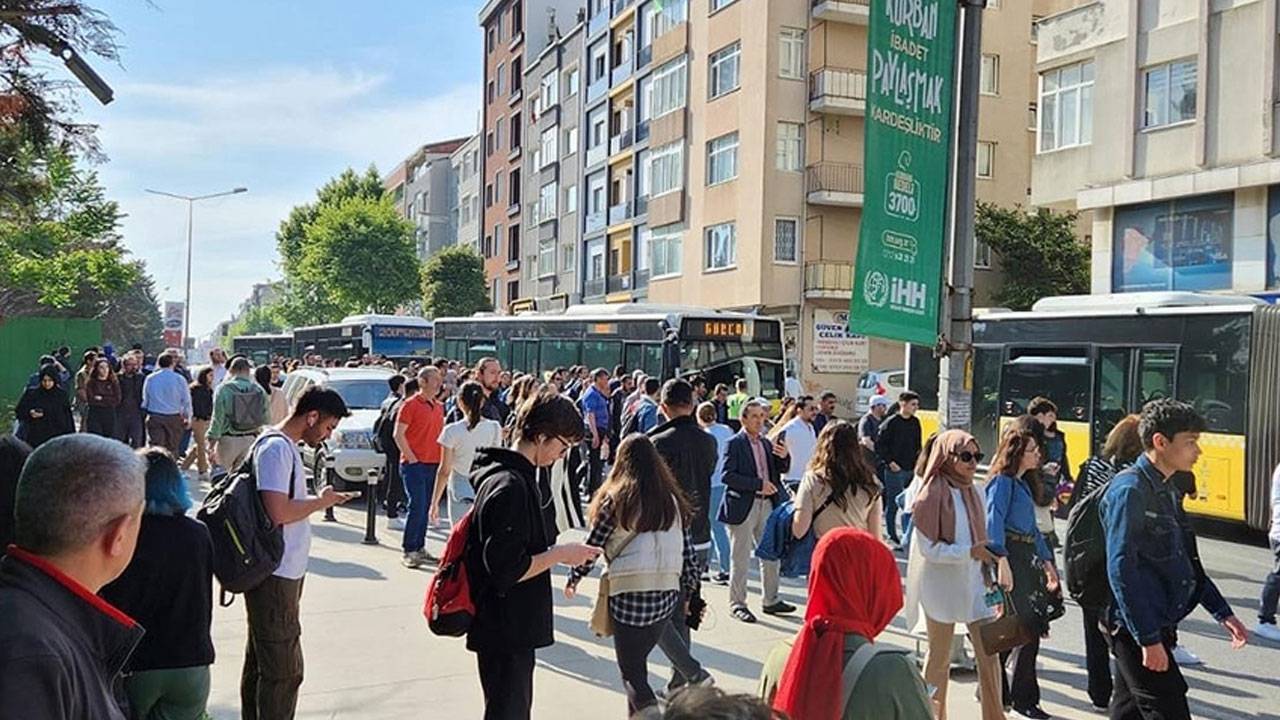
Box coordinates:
[209,356,270,472]
[0,434,147,719]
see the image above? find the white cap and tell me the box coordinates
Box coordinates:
[869,395,892,409]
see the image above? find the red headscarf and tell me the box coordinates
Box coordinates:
[773,528,903,720]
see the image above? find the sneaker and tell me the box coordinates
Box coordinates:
[658,672,714,701]
[1171,644,1202,666]
[762,600,797,616]
[401,551,428,569]
[1013,705,1051,720]
[731,605,757,623]
[388,517,407,531]
[1255,622,1280,643]
[713,571,730,585]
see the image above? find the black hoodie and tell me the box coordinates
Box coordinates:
[464,447,554,654]
[649,414,718,546]
[15,369,75,448]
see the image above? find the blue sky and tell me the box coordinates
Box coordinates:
[78,1,484,338]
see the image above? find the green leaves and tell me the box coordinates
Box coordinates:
[976,202,1089,311]
[422,245,490,319]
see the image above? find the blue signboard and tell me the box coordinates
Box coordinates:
[1112,192,1233,292]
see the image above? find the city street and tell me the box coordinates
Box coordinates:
[202,494,1280,720]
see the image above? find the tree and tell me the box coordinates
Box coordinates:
[976,202,1089,311]
[422,245,490,319]
[0,136,139,316]
[96,261,163,353]
[295,195,420,315]
[224,302,287,348]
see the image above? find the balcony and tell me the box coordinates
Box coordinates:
[811,0,870,24]
[637,44,652,70]
[588,8,609,37]
[608,202,633,227]
[633,195,649,217]
[809,67,867,116]
[527,202,557,226]
[587,77,608,104]
[585,143,608,169]
[585,209,607,234]
[611,59,634,86]
[612,0,635,15]
[609,129,634,156]
[806,162,865,207]
[805,262,854,300]
[635,119,650,142]
[607,273,633,294]
[584,277,606,299]
[634,267,650,290]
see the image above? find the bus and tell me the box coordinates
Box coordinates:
[291,314,434,364]
[434,305,786,401]
[231,334,293,365]
[907,292,1280,531]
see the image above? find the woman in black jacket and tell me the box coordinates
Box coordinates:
[85,358,122,439]
[101,448,215,720]
[181,367,215,479]
[465,389,601,720]
[14,367,75,448]
[0,436,32,551]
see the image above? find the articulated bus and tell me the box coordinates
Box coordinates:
[434,305,786,402]
[231,333,293,365]
[907,292,1280,531]
[291,314,434,364]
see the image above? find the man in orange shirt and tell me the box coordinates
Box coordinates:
[393,366,445,568]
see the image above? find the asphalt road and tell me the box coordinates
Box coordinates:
[201,496,1279,720]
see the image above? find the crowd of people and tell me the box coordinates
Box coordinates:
[0,345,1274,720]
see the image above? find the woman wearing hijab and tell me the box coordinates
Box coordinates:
[759,528,932,720]
[14,367,76,449]
[904,429,1004,720]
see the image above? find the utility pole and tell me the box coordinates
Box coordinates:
[937,0,986,433]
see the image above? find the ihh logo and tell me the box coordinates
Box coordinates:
[891,277,927,311]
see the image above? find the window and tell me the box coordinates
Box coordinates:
[974,239,991,268]
[1039,60,1094,151]
[485,183,493,208]
[1027,103,1037,131]
[704,222,736,270]
[976,141,994,179]
[509,169,521,206]
[539,71,558,111]
[710,0,737,12]
[588,107,608,149]
[507,279,519,305]
[779,28,805,80]
[486,27,496,53]
[496,62,506,95]
[644,0,687,43]
[494,223,503,256]
[491,277,500,307]
[774,218,798,263]
[509,113,521,151]
[591,43,609,84]
[1112,192,1232,292]
[538,238,555,277]
[1143,58,1197,129]
[565,183,578,213]
[510,1,522,35]
[495,119,504,151]
[562,241,575,271]
[538,181,558,220]
[565,67,580,97]
[980,54,999,95]
[539,126,558,168]
[495,170,503,204]
[651,56,688,118]
[486,80,495,105]
[564,126,578,156]
[776,121,803,172]
[709,43,741,99]
[508,225,520,262]
[706,132,739,186]
[635,149,649,197]
[588,173,608,214]
[587,239,606,280]
[649,141,684,197]
[511,57,522,93]
[651,223,684,277]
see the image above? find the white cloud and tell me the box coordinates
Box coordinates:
[85,66,481,337]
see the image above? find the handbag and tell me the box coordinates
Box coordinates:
[977,593,1037,656]
[588,528,637,638]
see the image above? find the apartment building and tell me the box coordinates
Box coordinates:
[1032,0,1280,298]
[479,0,581,312]
[520,16,585,310]
[383,162,408,216]
[452,133,483,253]
[400,137,469,261]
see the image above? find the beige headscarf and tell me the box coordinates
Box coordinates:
[910,429,988,546]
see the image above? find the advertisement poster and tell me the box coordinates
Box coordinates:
[813,310,870,375]
[1112,193,1233,292]
[163,301,185,349]
[849,0,958,345]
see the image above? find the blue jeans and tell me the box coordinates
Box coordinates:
[1261,539,1280,625]
[708,485,731,574]
[897,491,913,553]
[883,469,912,543]
[401,462,438,554]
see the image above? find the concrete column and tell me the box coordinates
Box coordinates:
[1091,206,1115,294]
[1233,186,1268,293]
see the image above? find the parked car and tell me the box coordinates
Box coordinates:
[281,366,394,492]
[855,368,906,414]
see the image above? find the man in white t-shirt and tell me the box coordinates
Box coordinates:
[242,386,358,720]
[778,395,819,488]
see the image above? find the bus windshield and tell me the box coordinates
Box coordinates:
[680,341,785,400]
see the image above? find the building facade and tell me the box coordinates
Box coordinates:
[452,132,483,254]
[1033,0,1280,298]
[520,17,585,310]
[401,138,469,261]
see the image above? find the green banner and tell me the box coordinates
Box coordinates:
[849,0,958,345]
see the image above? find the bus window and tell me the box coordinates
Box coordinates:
[1138,349,1176,405]
[467,342,496,367]
[1179,315,1248,434]
[582,340,622,371]
[971,347,1002,458]
[541,339,581,370]
[1094,348,1132,452]
[1001,354,1090,422]
[624,344,663,378]
[907,344,940,411]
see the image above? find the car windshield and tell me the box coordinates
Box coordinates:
[327,379,389,410]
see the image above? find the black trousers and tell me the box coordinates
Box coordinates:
[581,442,604,499]
[378,447,406,518]
[1083,607,1114,709]
[86,405,117,439]
[1106,628,1189,720]
[614,620,667,714]
[1000,634,1041,711]
[118,412,145,448]
[476,648,535,720]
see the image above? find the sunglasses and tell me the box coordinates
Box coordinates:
[953,451,985,464]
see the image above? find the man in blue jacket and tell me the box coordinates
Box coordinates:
[1100,399,1249,720]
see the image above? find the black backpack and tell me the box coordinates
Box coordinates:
[1063,479,1113,611]
[197,432,295,605]
[372,398,401,454]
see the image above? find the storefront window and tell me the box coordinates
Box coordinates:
[1112,192,1233,292]
[1268,186,1280,289]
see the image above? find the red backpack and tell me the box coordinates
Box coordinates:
[423,509,476,637]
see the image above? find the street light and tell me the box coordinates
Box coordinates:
[145,187,249,346]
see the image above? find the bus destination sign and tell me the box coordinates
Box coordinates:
[372,326,433,340]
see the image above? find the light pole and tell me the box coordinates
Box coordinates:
[145,187,248,346]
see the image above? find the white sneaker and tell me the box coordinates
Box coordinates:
[1254,622,1280,643]
[1171,645,1203,666]
[388,517,407,531]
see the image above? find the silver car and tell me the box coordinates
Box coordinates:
[281,366,396,492]
[855,368,906,414]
